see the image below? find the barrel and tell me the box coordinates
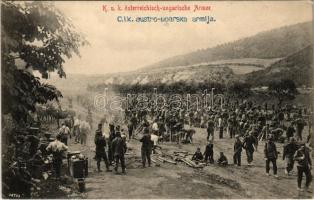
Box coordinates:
[71,158,88,178]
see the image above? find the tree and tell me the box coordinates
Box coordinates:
[2,1,87,123]
[227,82,252,100]
[2,2,87,197]
[267,79,299,106]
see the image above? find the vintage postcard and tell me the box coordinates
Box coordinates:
[1,1,313,199]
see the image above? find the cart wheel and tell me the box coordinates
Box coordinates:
[78,180,85,193]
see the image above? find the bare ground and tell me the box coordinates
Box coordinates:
[67,129,313,199]
[54,101,314,199]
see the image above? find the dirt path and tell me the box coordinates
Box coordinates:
[60,100,313,199]
[66,128,312,198]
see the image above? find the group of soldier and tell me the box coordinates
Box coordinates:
[120,99,313,192]
[94,121,155,174]
[45,98,313,192]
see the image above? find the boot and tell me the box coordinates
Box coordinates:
[106,168,112,172]
[97,163,102,172]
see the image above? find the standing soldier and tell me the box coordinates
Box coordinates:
[218,115,224,139]
[111,132,127,174]
[283,137,298,175]
[152,119,159,135]
[233,135,243,166]
[294,144,312,192]
[86,107,93,130]
[58,123,70,145]
[74,116,81,143]
[295,117,305,141]
[264,135,278,177]
[140,128,153,168]
[46,134,68,178]
[228,114,236,138]
[207,117,215,141]
[131,114,138,130]
[243,132,257,166]
[204,140,214,164]
[286,123,296,141]
[127,120,134,141]
[108,124,116,165]
[80,120,91,146]
[94,123,111,172]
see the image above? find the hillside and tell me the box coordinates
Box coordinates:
[46,22,313,91]
[143,21,312,70]
[245,45,313,87]
[96,65,234,86]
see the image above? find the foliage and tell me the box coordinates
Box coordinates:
[267,79,299,105]
[89,81,226,95]
[2,1,87,122]
[227,82,252,99]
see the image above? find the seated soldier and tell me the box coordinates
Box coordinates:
[192,147,204,161]
[217,152,228,166]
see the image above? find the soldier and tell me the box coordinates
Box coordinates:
[131,114,138,130]
[204,140,214,164]
[192,147,204,161]
[283,137,298,175]
[243,132,257,165]
[74,116,81,143]
[217,152,228,166]
[152,119,159,135]
[207,118,215,141]
[218,115,224,139]
[264,135,278,177]
[80,120,91,146]
[286,123,296,141]
[46,134,68,178]
[294,144,312,192]
[127,120,134,141]
[108,124,116,165]
[233,135,243,166]
[94,123,111,172]
[111,132,127,174]
[228,114,236,138]
[140,128,153,168]
[58,123,70,145]
[295,117,305,141]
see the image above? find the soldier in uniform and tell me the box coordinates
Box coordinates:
[108,124,116,165]
[207,118,215,141]
[94,123,111,172]
[192,147,204,161]
[111,132,127,174]
[233,135,243,166]
[217,152,228,166]
[204,140,214,164]
[46,134,68,178]
[140,128,153,168]
[264,135,278,177]
[283,137,298,175]
[243,132,257,165]
[294,144,312,192]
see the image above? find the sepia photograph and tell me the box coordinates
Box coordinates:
[1,1,313,199]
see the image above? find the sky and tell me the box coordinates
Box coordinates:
[53,1,312,75]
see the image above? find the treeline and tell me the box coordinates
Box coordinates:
[88,78,302,107]
[88,80,252,96]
